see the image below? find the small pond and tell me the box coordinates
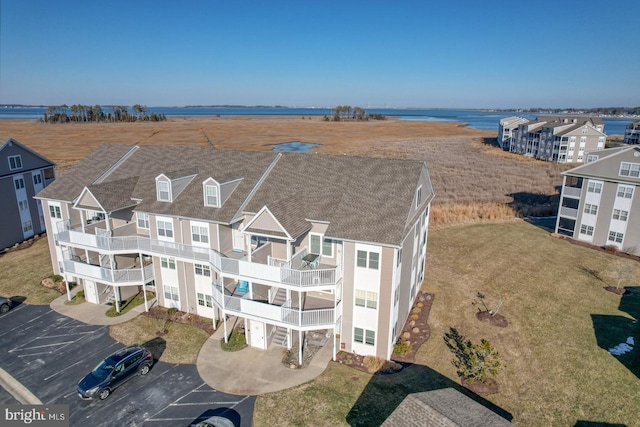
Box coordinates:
[273,141,320,152]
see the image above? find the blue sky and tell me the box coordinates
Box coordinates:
[1,0,638,108]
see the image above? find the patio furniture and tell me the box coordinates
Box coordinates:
[236,280,249,295]
[302,253,320,269]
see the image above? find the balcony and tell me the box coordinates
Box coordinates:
[563,186,582,198]
[559,206,578,218]
[211,281,340,330]
[55,221,341,290]
[63,259,154,286]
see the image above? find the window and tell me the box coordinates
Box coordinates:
[204,185,218,207]
[49,205,61,219]
[164,285,179,302]
[608,231,624,244]
[365,330,375,346]
[197,293,213,308]
[192,225,209,244]
[158,181,170,201]
[354,328,375,346]
[18,200,28,211]
[620,162,640,178]
[160,257,176,270]
[157,219,173,238]
[14,178,25,190]
[396,248,402,267]
[354,327,363,343]
[356,250,379,269]
[322,238,333,257]
[587,155,599,163]
[613,209,628,221]
[587,182,602,194]
[310,234,332,256]
[33,174,42,185]
[617,185,633,199]
[137,212,149,229]
[355,290,378,309]
[584,204,598,215]
[8,155,22,170]
[580,224,594,236]
[194,263,211,277]
[415,185,422,208]
[22,220,32,232]
[582,128,588,134]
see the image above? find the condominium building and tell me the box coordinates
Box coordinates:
[624,120,640,144]
[35,144,434,362]
[508,116,606,163]
[555,146,640,255]
[497,116,529,150]
[0,138,56,250]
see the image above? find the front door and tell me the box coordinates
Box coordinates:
[250,320,265,349]
[84,280,98,304]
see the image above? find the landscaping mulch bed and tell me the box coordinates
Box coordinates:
[142,306,216,335]
[1,233,47,257]
[334,291,434,374]
[475,310,508,327]
[461,376,499,395]
[604,286,630,296]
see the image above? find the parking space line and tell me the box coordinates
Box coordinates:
[11,341,76,352]
[169,401,244,406]
[0,308,54,339]
[44,340,120,381]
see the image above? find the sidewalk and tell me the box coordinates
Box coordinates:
[197,320,335,395]
[49,287,153,325]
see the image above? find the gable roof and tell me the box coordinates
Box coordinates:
[37,144,433,246]
[563,146,640,183]
[0,137,56,178]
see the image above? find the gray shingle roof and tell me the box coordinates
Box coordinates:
[38,145,431,246]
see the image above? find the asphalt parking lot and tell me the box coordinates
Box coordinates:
[0,304,255,426]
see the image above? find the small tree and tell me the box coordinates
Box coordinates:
[474,292,508,316]
[443,327,503,384]
[610,260,633,290]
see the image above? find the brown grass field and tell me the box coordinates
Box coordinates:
[1,116,571,226]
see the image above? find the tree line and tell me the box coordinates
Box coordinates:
[324,105,386,122]
[42,104,166,123]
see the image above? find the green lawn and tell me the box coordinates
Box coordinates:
[254,221,640,427]
[0,237,60,304]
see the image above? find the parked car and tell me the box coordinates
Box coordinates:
[192,416,235,427]
[77,345,153,400]
[0,297,11,314]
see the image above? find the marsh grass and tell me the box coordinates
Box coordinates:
[255,221,640,427]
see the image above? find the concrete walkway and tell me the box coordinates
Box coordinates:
[197,320,335,395]
[47,291,334,395]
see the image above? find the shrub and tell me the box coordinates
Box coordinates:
[221,327,247,352]
[167,307,178,317]
[363,356,385,373]
[604,245,620,254]
[393,339,411,356]
[443,327,503,385]
[51,274,64,283]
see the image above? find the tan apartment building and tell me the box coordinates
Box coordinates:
[555,146,640,255]
[509,116,606,163]
[0,138,56,250]
[35,144,434,362]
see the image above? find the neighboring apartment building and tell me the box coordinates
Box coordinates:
[497,116,529,150]
[624,120,640,144]
[509,116,606,163]
[555,145,640,255]
[36,144,434,362]
[0,138,56,250]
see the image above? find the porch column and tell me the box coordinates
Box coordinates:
[223,315,228,343]
[246,234,252,262]
[333,327,336,361]
[143,282,148,312]
[298,329,303,366]
[287,241,292,262]
[65,275,72,301]
[115,286,121,313]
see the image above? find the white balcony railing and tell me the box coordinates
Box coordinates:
[560,206,578,218]
[63,260,154,286]
[56,222,340,289]
[211,282,339,328]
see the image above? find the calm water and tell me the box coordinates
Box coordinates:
[0,106,634,135]
[273,141,320,152]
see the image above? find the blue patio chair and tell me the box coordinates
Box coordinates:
[236,280,249,295]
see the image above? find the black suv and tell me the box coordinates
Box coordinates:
[77,345,153,400]
[0,297,11,314]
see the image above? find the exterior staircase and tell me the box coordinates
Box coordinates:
[272,326,289,347]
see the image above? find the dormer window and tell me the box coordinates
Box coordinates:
[158,181,170,201]
[203,178,220,207]
[8,155,22,170]
[415,185,422,209]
